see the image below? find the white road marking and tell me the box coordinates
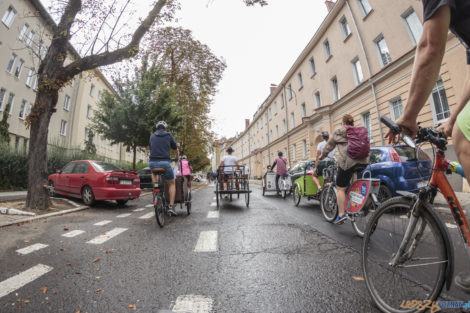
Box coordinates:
[94,220,112,226]
[87,228,128,244]
[145,204,154,208]
[62,230,85,238]
[16,243,48,255]
[171,295,213,313]
[116,213,131,218]
[207,211,219,219]
[212,197,216,200]
[400,215,408,219]
[446,222,458,229]
[194,231,218,252]
[133,208,145,212]
[0,264,53,299]
[210,202,216,207]
[139,212,155,219]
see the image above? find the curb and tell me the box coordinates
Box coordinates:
[0,205,88,228]
[0,194,27,201]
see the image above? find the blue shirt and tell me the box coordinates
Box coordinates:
[149,130,177,161]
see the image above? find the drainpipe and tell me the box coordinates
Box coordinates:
[68,78,81,149]
[345,0,385,145]
[282,84,291,167]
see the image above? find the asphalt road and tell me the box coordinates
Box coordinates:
[0,183,469,313]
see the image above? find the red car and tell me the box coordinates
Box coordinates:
[48,160,141,206]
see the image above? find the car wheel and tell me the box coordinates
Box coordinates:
[377,184,392,203]
[116,199,128,206]
[82,186,95,206]
[48,180,56,197]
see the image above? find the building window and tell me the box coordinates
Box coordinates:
[430,78,450,123]
[36,40,44,57]
[283,119,287,133]
[27,103,32,115]
[275,125,279,138]
[297,72,303,88]
[402,8,423,45]
[323,39,331,60]
[14,59,24,78]
[280,93,285,108]
[315,91,322,108]
[358,0,372,16]
[351,57,363,85]
[331,76,340,101]
[25,69,34,87]
[7,93,15,115]
[60,120,67,136]
[25,31,35,47]
[90,84,95,97]
[6,53,17,73]
[339,16,351,39]
[301,103,306,117]
[63,95,71,111]
[292,144,297,160]
[290,112,295,129]
[18,24,29,41]
[284,148,287,158]
[270,130,273,141]
[268,108,272,119]
[309,57,316,76]
[33,75,38,90]
[87,105,92,118]
[2,6,17,28]
[374,34,392,67]
[18,99,26,119]
[302,140,307,159]
[264,112,268,124]
[390,97,403,121]
[362,112,373,140]
[0,88,6,111]
[288,84,293,100]
[273,101,278,114]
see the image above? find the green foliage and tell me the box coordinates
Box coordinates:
[84,130,97,155]
[0,102,11,144]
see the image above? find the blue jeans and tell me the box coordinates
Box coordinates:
[149,160,175,180]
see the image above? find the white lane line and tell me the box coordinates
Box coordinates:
[446,222,458,229]
[16,243,48,255]
[94,220,112,226]
[0,264,53,299]
[212,197,216,200]
[400,215,408,219]
[87,227,128,245]
[210,202,216,207]
[133,208,145,212]
[62,230,85,238]
[139,212,155,219]
[145,204,153,208]
[207,211,219,219]
[194,231,218,252]
[116,213,131,218]
[171,295,213,313]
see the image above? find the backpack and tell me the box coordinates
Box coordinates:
[345,126,370,159]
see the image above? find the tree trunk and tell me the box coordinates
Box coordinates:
[26,91,58,210]
[132,145,137,170]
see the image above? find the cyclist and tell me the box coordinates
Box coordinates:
[313,131,335,191]
[179,155,193,191]
[219,147,238,198]
[386,0,470,293]
[320,114,369,224]
[271,151,288,195]
[149,121,179,215]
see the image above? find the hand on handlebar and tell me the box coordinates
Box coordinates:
[385,116,418,144]
[436,119,454,138]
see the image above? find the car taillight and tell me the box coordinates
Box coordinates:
[389,148,402,162]
[372,181,380,187]
[133,178,140,183]
[105,176,119,184]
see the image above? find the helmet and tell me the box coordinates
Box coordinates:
[321,131,329,139]
[156,121,168,130]
[182,155,187,159]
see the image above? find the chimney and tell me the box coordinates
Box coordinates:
[270,84,277,94]
[245,119,250,129]
[325,0,335,12]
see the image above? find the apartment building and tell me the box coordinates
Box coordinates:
[220,0,468,190]
[0,0,145,163]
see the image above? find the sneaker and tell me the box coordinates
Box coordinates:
[455,272,470,293]
[168,206,177,216]
[334,214,347,225]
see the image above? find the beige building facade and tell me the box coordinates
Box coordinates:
[0,0,146,163]
[220,0,467,190]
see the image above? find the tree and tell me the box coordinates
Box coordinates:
[25,0,267,210]
[92,59,181,170]
[84,130,96,155]
[0,103,11,144]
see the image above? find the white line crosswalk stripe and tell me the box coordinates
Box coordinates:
[87,228,128,245]
[210,202,216,207]
[133,208,145,212]
[194,231,218,252]
[207,211,219,219]
[94,220,112,226]
[16,243,48,255]
[0,264,53,299]
[116,213,131,218]
[145,204,153,208]
[139,212,155,219]
[62,230,85,238]
[171,295,214,313]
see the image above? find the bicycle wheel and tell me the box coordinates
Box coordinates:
[154,193,165,227]
[293,184,301,207]
[320,184,338,222]
[362,197,448,313]
[351,202,375,238]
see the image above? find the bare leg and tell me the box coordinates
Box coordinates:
[337,186,347,216]
[167,179,176,206]
[453,125,470,186]
[151,173,158,183]
[312,175,322,189]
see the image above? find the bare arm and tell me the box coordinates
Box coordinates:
[320,137,336,160]
[314,150,321,167]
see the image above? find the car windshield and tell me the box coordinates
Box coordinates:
[91,161,122,172]
[394,146,429,162]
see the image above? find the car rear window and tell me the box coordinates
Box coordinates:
[91,161,122,172]
[394,147,430,162]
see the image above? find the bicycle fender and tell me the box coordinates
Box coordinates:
[422,202,454,291]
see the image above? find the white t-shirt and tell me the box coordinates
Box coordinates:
[317,140,335,161]
[222,155,238,173]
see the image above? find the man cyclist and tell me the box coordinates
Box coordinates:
[271,151,288,195]
[313,131,335,191]
[388,0,470,293]
[149,121,179,215]
[219,147,238,198]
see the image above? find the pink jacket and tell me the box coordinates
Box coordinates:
[179,159,192,176]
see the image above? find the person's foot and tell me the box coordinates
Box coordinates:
[224,195,229,199]
[455,272,470,293]
[334,213,347,225]
[168,205,177,215]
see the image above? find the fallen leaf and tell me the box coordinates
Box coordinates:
[105,249,113,254]
[63,228,69,231]
[60,248,64,251]
[41,286,48,294]
[75,310,81,313]
[52,290,57,295]
[93,258,101,263]
[23,300,30,304]
[66,263,72,266]
[24,240,29,243]
[128,304,136,311]
[96,289,102,293]
[352,276,364,281]
[95,276,101,279]
[75,272,81,275]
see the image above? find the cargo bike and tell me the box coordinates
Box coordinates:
[215,165,251,209]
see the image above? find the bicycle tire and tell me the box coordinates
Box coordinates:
[154,193,165,228]
[351,202,375,238]
[320,184,338,222]
[293,184,301,207]
[362,197,448,313]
